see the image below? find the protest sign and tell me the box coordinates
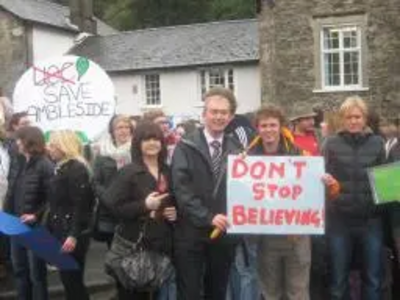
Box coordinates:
[368,162,400,204]
[13,55,115,142]
[227,155,325,235]
[0,212,78,270]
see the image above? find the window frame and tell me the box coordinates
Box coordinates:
[199,67,235,100]
[320,26,362,90]
[143,73,161,107]
[313,15,369,93]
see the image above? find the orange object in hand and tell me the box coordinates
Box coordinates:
[328,179,341,200]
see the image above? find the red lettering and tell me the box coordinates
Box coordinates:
[267,184,279,198]
[232,205,246,225]
[293,161,307,179]
[248,208,258,224]
[232,159,248,179]
[275,210,284,225]
[269,162,285,179]
[250,162,266,180]
[292,185,303,200]
[260,208,271,225]
[310,210,321,227]
[300,210,312,225]
[279,186,291,198]
[284,210,297,225]
[295,210,302,224]
[252,183,265,201]
[270,209,275,223]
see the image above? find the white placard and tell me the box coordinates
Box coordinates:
[13,55,115,141]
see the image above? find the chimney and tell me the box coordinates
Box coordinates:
[69,0,97,34]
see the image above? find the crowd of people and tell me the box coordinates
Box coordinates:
[0,88,399,300]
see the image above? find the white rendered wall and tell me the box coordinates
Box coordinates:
[110,63,261,118]
[32,25,76,63]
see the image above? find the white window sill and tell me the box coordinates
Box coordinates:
[313,87,369,93]
[193,102,205,108]
[140,104,164,110]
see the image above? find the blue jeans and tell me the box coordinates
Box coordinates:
[226,238,261,300]
[10,239,48,300]
[328,218,383,300]
[157,269,176,300]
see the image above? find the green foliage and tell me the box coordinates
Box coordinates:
[50,0,255,30]
[94,0,256,30]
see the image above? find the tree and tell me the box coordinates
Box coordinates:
[208,0,256,20]
[96,0,255,30]
[50,0,256,31]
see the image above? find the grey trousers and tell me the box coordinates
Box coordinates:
[258,236,311,300]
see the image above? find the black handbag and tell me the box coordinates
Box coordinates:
[105,222,173,291]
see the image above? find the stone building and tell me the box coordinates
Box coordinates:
[257,0,400,118]
[0,0,115,97]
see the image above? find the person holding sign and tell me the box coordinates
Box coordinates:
[246,105,336,300]
[171,87,242,300]
[47,130,94,300]
[323,96,386,300]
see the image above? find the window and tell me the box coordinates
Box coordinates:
[144,74,161,106]
[313,15,368,92]
[200,68,235,99]
[321,26,361,89]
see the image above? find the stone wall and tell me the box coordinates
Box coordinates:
[258,0,400,119]
[0,9,28,98]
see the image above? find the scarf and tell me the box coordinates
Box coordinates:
[97,136,131,169]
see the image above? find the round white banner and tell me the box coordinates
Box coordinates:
[13,55,115,142]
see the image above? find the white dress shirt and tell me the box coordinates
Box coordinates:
[203,129,224,157]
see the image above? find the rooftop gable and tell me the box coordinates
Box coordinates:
[0,0,116,35]
[71,19,259,72]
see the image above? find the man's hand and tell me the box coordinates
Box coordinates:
[211,214,229,232]
[20,214,36,224]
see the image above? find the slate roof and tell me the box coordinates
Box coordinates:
[70,19,259,72]
[0,0,116,35]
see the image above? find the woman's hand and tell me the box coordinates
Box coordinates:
[61,237,77,253]
[145,192,169,210]
[322,173,341,200]
[20,214,37,224]
[163,207,177,222]
[322,174,336,186]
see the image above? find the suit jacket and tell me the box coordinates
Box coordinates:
[171,128,242,239]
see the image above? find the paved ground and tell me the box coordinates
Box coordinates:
[0,241,115,300]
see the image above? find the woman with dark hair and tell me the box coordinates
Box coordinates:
[92,115,134,247]
[104,122,176,300]
[5,126,54,300]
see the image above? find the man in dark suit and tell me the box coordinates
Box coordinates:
[171,87,242,300]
